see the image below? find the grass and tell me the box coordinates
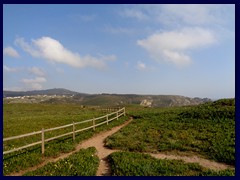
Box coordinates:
[23,147,99,176]
[3,103,106,138]
[4,99,235,176]
[108,151,235,176]
[3,103,128,175]
[105,99,235,165]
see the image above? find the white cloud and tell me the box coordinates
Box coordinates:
[121,4,233,68]
[15,36,116,69]
[137,27,216,66]
[3,65,21,72]
[162,50,191,66]
[3,46,20,58]
[121,4,233,27]
[27,67,46,76]
[21,77,47,90]
[136,61,146,71]
[15,37,40,57]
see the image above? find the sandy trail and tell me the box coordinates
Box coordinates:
[77,118,133,176]
[9,118,132,176]
[148,153,233,172]
[8,117,233,176]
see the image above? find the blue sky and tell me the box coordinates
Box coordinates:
[3,4,235,99]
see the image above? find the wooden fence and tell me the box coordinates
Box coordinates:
[3,107,126,155]
[101,107,123,113]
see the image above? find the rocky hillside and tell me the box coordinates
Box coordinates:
[3,89,211,107]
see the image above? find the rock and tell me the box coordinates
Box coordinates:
[140,99,153,107]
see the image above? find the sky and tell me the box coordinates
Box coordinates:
[3,4,235,99]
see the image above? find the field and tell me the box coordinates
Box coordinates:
[105,99,235,175]
[3,99,235,176]
[3,103,128,175]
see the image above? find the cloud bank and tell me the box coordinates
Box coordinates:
[15,36,116,69]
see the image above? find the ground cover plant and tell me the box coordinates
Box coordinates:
[3,99,235,176]
[105,99,235,166]
[108,151,235,176]
[3,103,128,175]
[23,147,99,176]
[3,103,105,138]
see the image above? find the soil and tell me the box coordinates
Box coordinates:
[8,117,234,176]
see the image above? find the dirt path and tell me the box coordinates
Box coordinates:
[9,118,132,176]
[78,118,133,176]
[148,153,234,171]
[9,117,233,176]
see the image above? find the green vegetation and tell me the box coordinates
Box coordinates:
[3,103,128,175]
[3,98,235,176]
[23,147,99,176]
[105,99,235,165]
[108,151,235,176]
[3,103,104,137]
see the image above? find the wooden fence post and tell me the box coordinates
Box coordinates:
[93,118,96,131]
[42,128,45,156]
[4,107,128,156]
[73,122,75,142]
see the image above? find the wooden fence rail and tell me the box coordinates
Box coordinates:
[3,107,126,155]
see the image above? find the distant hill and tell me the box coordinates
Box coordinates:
[3,88,85,97]
[77,94,211,107]
[3,88,212,107]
